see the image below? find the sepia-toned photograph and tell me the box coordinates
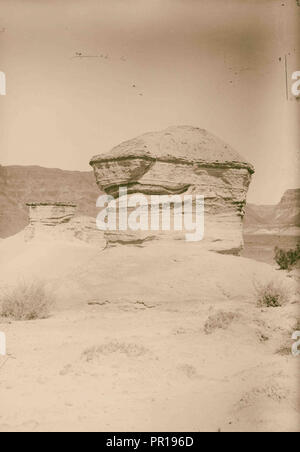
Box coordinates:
[0,0,299,435]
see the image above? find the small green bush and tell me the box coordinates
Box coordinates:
[0,281,54,320]
[274,243,300,270]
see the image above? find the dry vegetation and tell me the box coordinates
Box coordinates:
[82,341,149,362]
[276,318,300,356]
[204,310,239,334]
[254,279,289,308]
[274,243,300,271]
[0,281,54,320]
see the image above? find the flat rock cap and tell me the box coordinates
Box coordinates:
[90,126,254,173]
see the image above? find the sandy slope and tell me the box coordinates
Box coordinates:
[0,235,299,432]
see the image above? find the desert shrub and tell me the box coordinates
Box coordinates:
[0,281,54,320]
[276,345,292,356]
[254,280,288,308]
[274,243,300,270]
[204,311,239,334]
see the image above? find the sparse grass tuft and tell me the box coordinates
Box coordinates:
[275,320,300,357]
[254,279,289,308]
[276,345,292,356]
[0,281,54,320]
[82,341,148,362]
[204,311,239,335]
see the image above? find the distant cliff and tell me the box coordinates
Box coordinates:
[244,189,300,235]
[0,165,99,238]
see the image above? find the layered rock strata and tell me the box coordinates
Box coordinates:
[26,202,77,226]
[25,202,105,248]
[90,126,254,253]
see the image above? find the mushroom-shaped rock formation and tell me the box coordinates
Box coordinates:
[25,202,106,248]
[26,202,77,227]
[90,126,254,253]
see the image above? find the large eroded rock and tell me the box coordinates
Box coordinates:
[90,126,254,253]
[26,202,77,226]
[25,202,106,248]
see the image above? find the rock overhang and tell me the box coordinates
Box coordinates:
[89,126,254,198]
[89,126,254,173]
[26,202,77,207]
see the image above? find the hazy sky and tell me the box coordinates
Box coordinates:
[0,0,299,203]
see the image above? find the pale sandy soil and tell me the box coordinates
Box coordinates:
[0,236,299,432]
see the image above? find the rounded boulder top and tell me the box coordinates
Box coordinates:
[90,125,254,173]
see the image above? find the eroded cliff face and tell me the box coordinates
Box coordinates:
[244,189,300,236]
[275,189,300,226]
[90,126,254,253]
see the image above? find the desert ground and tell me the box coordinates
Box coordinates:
[0,234,299,432]
[0,0,299,434]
